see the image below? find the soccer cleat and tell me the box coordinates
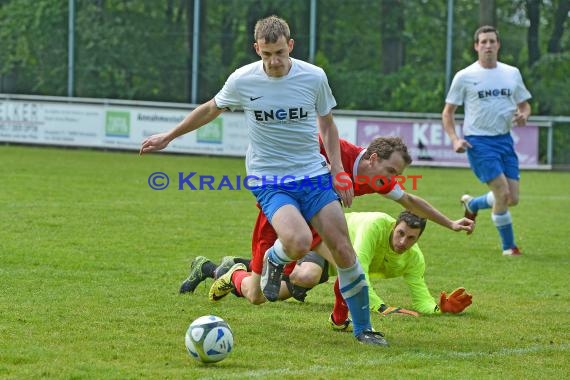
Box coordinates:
[328,314,353,332]
[208,263,246,301]
[179,256,213,294]
[260,250,284,302]
[355,329,389,346]
[502,247,522,256]
[213,256,237,279]
[460,194,478,221]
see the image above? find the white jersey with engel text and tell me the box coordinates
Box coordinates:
[445,61,531,136]
[214,58,337,187]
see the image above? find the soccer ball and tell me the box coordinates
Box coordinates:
[185,315,234,363]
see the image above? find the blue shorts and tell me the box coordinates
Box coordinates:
[465,133,520,183]
[250,173,340,223]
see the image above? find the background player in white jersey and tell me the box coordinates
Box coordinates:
[140,15,386,346]
[442,25,532,257]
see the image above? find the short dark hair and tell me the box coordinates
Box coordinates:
[363,136,412,166]
[254,15,290,43]
[474,25,499,44]
[396,211,427,236]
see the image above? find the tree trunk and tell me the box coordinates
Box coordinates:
[547,0,570,53]
[479,0,496,26]
[526,0,541,66]
[381,0,404,75]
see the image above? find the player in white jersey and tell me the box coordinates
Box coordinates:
[442,25,532,257]
[140,15,386,346]
[215,57,334,187]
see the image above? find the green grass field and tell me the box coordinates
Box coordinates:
[1,145,569,379]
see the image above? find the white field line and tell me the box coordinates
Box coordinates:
[202,343,570,380]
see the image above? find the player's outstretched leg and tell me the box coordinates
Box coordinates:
[179,256,217,294]
[214,256,238,279]
[208,263,247,301]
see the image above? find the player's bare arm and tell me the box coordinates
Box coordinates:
[318,112,354,208]
[140,99,224,155]
[512,101,531,127]
[442,103,472,153]
[396,193,474,234]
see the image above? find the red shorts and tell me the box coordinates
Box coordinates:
[250,208,323,275]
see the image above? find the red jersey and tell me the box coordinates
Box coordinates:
[319,138,396,196]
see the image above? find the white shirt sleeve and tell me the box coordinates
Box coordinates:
[382,183,405,201]
[214,71,242,111]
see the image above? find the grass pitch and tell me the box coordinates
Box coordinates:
[1,145,569,379]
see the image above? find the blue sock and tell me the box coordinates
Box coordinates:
[469,191,494,213]
[266,239,293,265]
[337,261,371,337]
[492,211,515,250]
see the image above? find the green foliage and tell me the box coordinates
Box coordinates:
[0,0,568,114]
[1,145,569,378]
[0,0,67,94]
[530,52,570,115]
[73,1,188,100]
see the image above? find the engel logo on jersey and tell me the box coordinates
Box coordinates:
[253,107,308,122]
[478,88,512,99]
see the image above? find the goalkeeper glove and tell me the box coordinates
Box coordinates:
[379,304,419,317]
[439,287,472,314]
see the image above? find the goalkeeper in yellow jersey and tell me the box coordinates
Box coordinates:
[326,210,472,329]
[181,210,472,329]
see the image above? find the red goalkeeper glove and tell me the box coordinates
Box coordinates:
[439,287,472,313]
[379,304,419,317]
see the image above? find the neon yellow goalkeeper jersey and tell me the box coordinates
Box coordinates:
[344,212,438,314]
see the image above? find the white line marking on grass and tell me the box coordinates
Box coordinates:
[208,343,570,380]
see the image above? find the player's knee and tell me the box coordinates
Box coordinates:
[508,194,519,206]
[282,236,312,259]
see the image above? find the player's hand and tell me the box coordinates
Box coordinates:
[439,287,472,313]
[332,171,354,208]
[452,138,472,154]
[140,132,171,155]
[450,217,475,235]
[512,111,528,127]
[379,304,419,317]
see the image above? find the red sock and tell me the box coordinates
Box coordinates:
[332,277,349,324]
[232,271,250,297]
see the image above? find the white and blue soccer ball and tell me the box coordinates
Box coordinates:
[185,315,234,363]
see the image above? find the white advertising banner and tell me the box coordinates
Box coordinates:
[0,100,103,146]
[0,99,250,156]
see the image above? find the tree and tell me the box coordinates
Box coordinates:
[547,0,570,53]
[479,0,497,26]
[526,0,541,66]
[381,0,404,74]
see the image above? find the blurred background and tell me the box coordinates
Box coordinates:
[0,0,569,163]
